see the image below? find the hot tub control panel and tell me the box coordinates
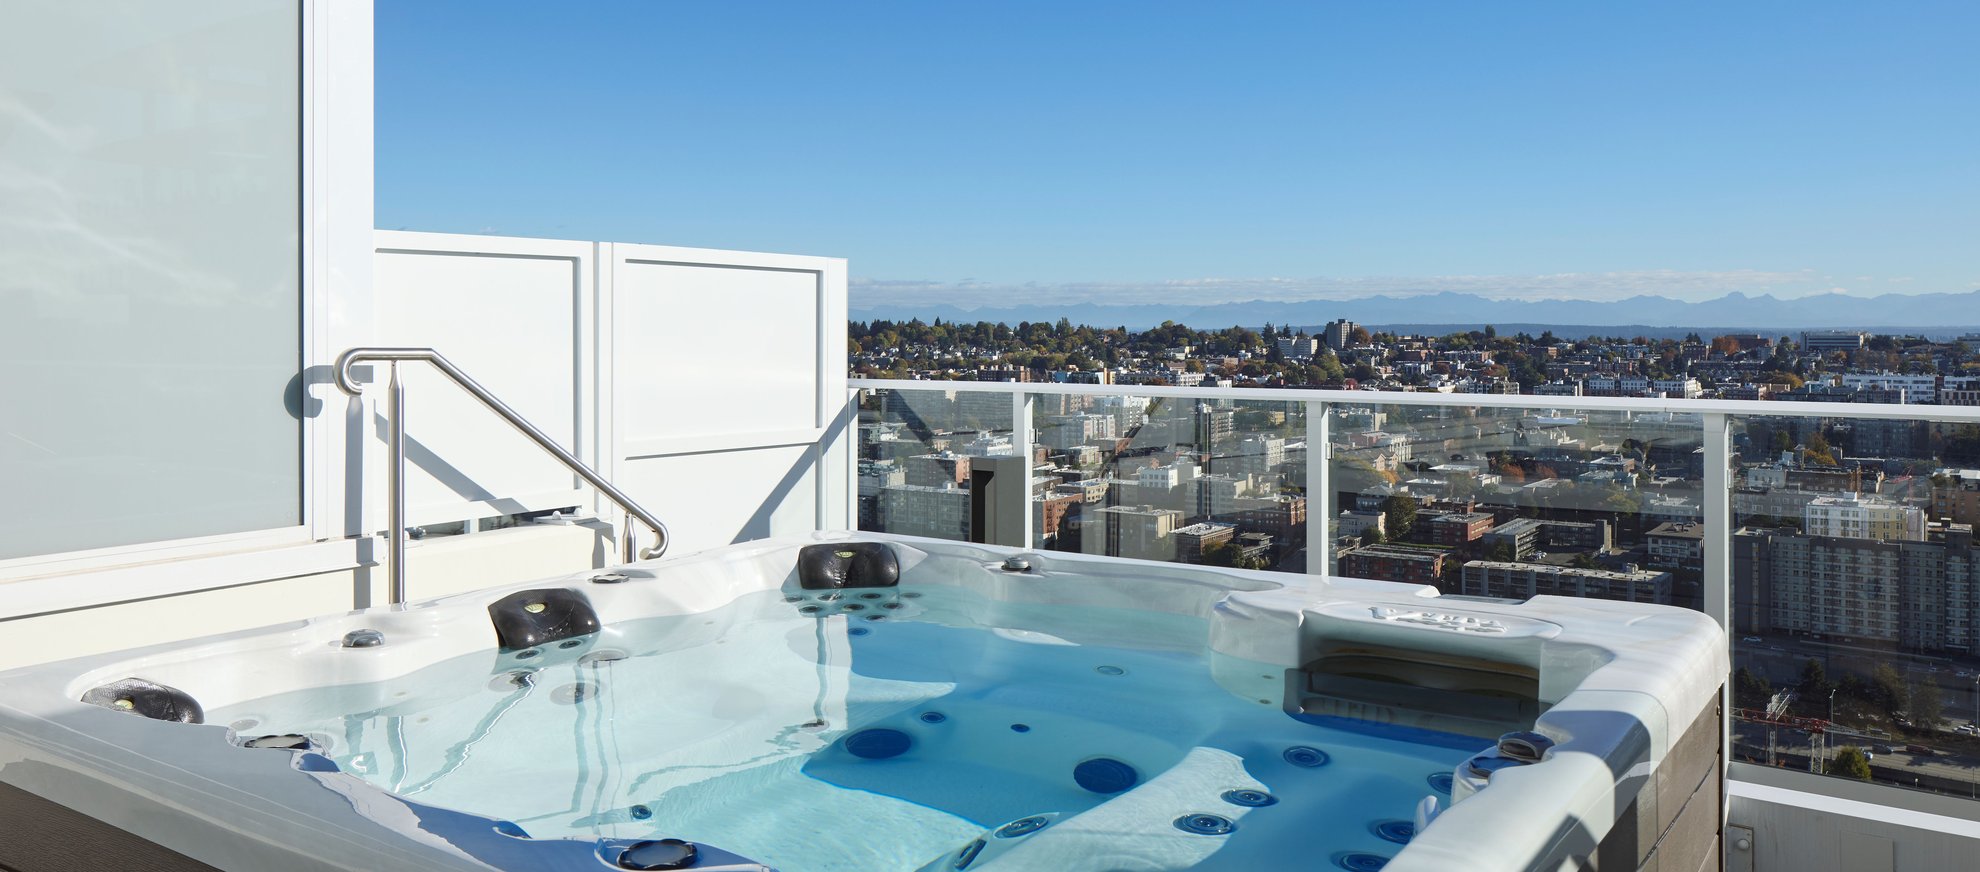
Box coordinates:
[1307,602,1561,640]
[1368,607,1510,634]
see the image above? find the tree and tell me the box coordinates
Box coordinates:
[1734,667,1773,710]
[1798,658,1831,701]
[1484,541,1515,563]
[1910,682,1943,727]
[1381,494,1419,540]
[1871,663,1909,716]
[1827,746,1872,781]
[1204,541,1268,571]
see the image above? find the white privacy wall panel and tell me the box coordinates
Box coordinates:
[363,235,847,555]
[615,444,820,555]
[371,232,596,527]
[614,258,821,451]
[608,243,848,554]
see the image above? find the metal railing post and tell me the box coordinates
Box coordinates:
[1702,412,1733,630]
[387,361,408,605]
[1307,400,1330,576]
[1013,390,1035,548]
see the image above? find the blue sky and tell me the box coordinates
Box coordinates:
[376,1,1978,308]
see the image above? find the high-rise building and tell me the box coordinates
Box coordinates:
[879,484,970,541]
[1799,330,1869,351]
[1733,525,1979,650]
[1094,505,1184,562]
[1322,319,1358,351]
[903,452,970,488]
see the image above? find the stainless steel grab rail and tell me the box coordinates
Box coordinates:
[334,347,669,604]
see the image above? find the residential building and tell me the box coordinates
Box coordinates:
[1800,331,1869,351]
[1336,511,1387,542]
[1428,512,1495,547]
[1033,493,1082,544]
[1173,522,1237,563]
[1275,335,1319,359]
[1321,319,1357,351]
[1482,517,1542,560]
[1646,522,1705,567]
[1340,544,1452,586]
[1933,470,1980,526]
[1094,505,1184,562]
[1732,526,1980,650]
[1462,561,1673,605]
[1802,495,1926,542]
[1228,434,1286,477]
[1652,378,1703,399]
[880,484,970,541]
[904,452,970,488]
[1838,372,1940,402]
[1540,519,1614,552]
[857,459,905,528]
[1041,413,1116,450]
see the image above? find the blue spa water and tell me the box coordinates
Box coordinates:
[209,586,1489,871]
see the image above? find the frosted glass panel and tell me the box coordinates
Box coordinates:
[0,3,302,559]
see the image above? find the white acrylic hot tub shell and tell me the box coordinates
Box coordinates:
[0,532,1726,872]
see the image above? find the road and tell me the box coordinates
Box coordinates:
[1735,632,1980,729]
[1734,721,1980,797]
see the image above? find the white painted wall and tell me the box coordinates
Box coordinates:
[369,233,600,527]
[1730,779,1980,871]
[0,230,852,670]
[605,243,852,554]
[365,233,851,556]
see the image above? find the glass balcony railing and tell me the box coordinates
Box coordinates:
[1325,403,1706,612]
[850,376,1980,804]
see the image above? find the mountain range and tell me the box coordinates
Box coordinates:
[851,289,1980,336]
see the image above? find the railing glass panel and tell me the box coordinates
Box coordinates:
[1324,403,1708,611]
[1731,413,1980,799]
[857,387,1017,543]
[1028,394,1308,572]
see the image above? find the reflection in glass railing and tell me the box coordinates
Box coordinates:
[1326,405,1707,611]
[856,380,1980,804]
[1030,395,1307,573]
[1731,415,1980,799]
[857,387,1016,543]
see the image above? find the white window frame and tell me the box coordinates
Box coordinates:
[0,0,374,610]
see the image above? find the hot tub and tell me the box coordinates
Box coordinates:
[0,534,1725,872]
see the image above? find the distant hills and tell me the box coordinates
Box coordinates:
[851,289,1980,338]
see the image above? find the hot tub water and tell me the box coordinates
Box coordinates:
[209,586,1486,871]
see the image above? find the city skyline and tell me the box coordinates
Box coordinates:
[376,2,1980,307]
